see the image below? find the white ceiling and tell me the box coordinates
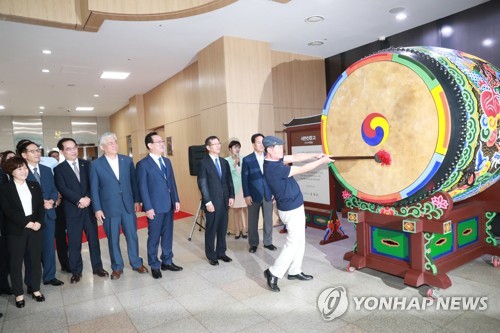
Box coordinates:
[0,0,489,117]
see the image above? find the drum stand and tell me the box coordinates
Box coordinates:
[188,199,205,241]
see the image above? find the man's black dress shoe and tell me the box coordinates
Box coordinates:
[264,269,280,292]
[218,255,232,263]
[43,278,64,286]
[249,246,257,253]
[70,274,81,284]
[264,244,277,251]
[93,268,110,277]
[15,299,25,308]
[32,292,45,302]
[208,259,219,266]
[152,269,162,279]
[161,263,183,271]
[0,287,13,295]
[287,272,313,281]
[0,312,3,318]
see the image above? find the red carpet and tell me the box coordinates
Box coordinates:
[82,211,192,242]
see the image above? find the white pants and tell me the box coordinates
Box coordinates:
[269,205,305,278]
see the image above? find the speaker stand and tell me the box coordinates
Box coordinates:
[188,199,205,241]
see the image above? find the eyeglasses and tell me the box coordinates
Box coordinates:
[27,149,41,154]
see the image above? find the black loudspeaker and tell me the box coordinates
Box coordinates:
[188,145,207,176]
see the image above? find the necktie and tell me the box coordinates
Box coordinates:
[159,157,168,179]
[33,167,41,183]
[215,158,222,177]
[72,161,80,182]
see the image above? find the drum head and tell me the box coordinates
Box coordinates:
[323,54,451,204]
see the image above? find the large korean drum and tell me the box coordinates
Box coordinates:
[321,47,499,205]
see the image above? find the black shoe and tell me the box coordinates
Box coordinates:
[235,234,241,239]
[0,287,13,295]
[249,246,257,253]
[93,268,110,277]
[241,234,248,239]
[70,274,81,284]
[26,286,33,294]
[287,272,313,281]
[218,255,232,263]
[161,263,183,271]
[152,269,162,279]
[43,278,64,286]
[0,312,3,318]
[32,292,45,302]
[208,259,219,266]
[264,269,280,292]
[264,244,277,251]
[15,299,25,308]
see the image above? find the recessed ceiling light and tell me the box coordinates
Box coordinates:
[39,111,44,114]
[0,105,5,110]
[307,40,324,46]
[39,106,45,110]
[482,38,494,47]
[389,7,405,14]
[100,71,130,80]
[42,50,52,54]
[395,13,407,20]
[305,15,324,23]
[93,94,100,97]
[42,69,50,73]
[75,107,94,111]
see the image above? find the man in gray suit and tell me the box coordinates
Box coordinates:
[90,132,148,280]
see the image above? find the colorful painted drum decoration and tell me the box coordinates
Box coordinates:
[321,47,500,205]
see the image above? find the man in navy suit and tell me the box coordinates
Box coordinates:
[19,140,64,287]
[137,132,182,279]
[90,132,148,280]
[54,138,109,284]
[241,133,276,253]
[197,136,235,266]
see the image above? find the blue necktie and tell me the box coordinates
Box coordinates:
[159,157,167,179]
[215,158,222,177]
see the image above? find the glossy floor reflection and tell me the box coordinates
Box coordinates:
[1,216,499,332]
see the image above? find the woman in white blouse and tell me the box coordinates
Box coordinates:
[0,156,45,308]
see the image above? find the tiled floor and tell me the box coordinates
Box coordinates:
[1,216,499,332]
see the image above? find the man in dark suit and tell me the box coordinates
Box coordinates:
[137,132,182,279]
[241,133,276,253]
[197,136,235,266]
[90,132,148,280]
[19,140,64,287]
[54,138,109,283]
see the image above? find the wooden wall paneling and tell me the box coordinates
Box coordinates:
[226,103,275,157]
[144,81,168,130]
[0,0,79,26]
[289,55,326,110]
[273,107,294,133]
[199,104,228,143]
[164,115,203,214]
[271,51,293,109]
[198,37,227,111]
[223,36,273,105]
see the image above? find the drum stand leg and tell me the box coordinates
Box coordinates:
[188,199,205,241]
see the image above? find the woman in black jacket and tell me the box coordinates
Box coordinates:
[0,156,45,308]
